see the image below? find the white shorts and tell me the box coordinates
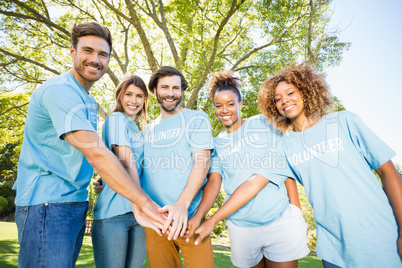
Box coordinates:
[227,204,309,267]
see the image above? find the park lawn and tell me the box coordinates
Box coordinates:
[0,221,322,267]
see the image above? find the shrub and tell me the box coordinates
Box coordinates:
[0,181,16,218]
[0,196,8,214]
[307,231,317,255]
[205,188,227,237]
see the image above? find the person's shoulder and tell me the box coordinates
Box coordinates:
[325,110,358,124]
[104,112,123,125]
[45,73,76,89]
[184,108,208,118]
[246,114,270,125]
[246,113,278,133]
[143,116,159,132]
[107,111,125,120]
[33,74,79,106]
[39,73,79,98]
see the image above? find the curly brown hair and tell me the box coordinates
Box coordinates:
[258,62,333,132]
[209,70,242,102]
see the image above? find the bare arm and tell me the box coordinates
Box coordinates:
[186,172,222,242]
[63,130,165,226]
[159,149,211,240]
[113,145,164,235]
[285,178,301,209]
[376,160,402,258]
[195,173,269,245]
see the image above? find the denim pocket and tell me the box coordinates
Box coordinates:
[15,206,29,244]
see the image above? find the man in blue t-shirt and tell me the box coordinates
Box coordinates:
[142,66,215,267]
[13,22,164,268]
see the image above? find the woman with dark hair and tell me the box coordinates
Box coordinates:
[194,70,309,268]
[258,62,402,267]
[92,73,149,268]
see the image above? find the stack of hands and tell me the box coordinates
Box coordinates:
[92,178,213,245]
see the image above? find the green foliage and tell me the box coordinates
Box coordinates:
[0,91,28,145]
[1,0,350,113]
[332,95,346,112]
[298,182,316,254]
[0,143,18,181]
[0,196,8,214]
[298,182,315,232]
[307,232,317,256]
[206,188,227,237]
[87,173,101,219]
[0,142,19,219]
[0,181,15,219]
[0,0,353,223]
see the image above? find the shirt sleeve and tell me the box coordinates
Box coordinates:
[187,111,214,152]
[103,113,132,148]
[345,112,396,170]
[208,148,223,175]
[41,85,96,138]
[254,143,297,188]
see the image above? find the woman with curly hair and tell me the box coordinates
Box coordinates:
[259,62,402,267]
[194,70,309,268]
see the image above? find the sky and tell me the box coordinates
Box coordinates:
[325,0,402,166]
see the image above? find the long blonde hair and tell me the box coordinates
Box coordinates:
[113,73,148,129]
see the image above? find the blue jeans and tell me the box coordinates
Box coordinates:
[92,212,146,268]
[15,202,88,268]
[322,259,342,268]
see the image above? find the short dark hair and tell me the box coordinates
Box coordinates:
[148,66,188,93]
[70,22,112,53]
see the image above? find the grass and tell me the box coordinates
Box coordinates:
[0,221,322,267]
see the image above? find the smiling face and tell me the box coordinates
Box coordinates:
[274,81,306,124]
[214,90,243,133]
[154,75,183,117]
[70,35,110,92]
[120,84,146,120]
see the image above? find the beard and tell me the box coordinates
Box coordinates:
[156,92,183,113]
[74,60,105,83]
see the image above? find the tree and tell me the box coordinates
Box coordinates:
[0,91,28,218]
[1,0,349,122]
[0,0,350,219]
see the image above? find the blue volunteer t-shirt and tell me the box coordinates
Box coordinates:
[209,114,293,227]
[93,112,144,220]
[278,111,401,267]
[142,109,214,218]
[14,72,97,206]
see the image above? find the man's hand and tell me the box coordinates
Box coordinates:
[141,199,168,228]
[92,177,103,194]
[185,214,202,243]
[132,203,164,235]
[194,218,215,246]
[159,202,188,240]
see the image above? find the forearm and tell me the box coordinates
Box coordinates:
[91,150,149,206]
[284,178,301,209]
[209,173,269,225]
[176,150,211,209]
[113,145,141,187]
[64,131,150,207]
[377,160,402,233]
[192,172,222,220]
